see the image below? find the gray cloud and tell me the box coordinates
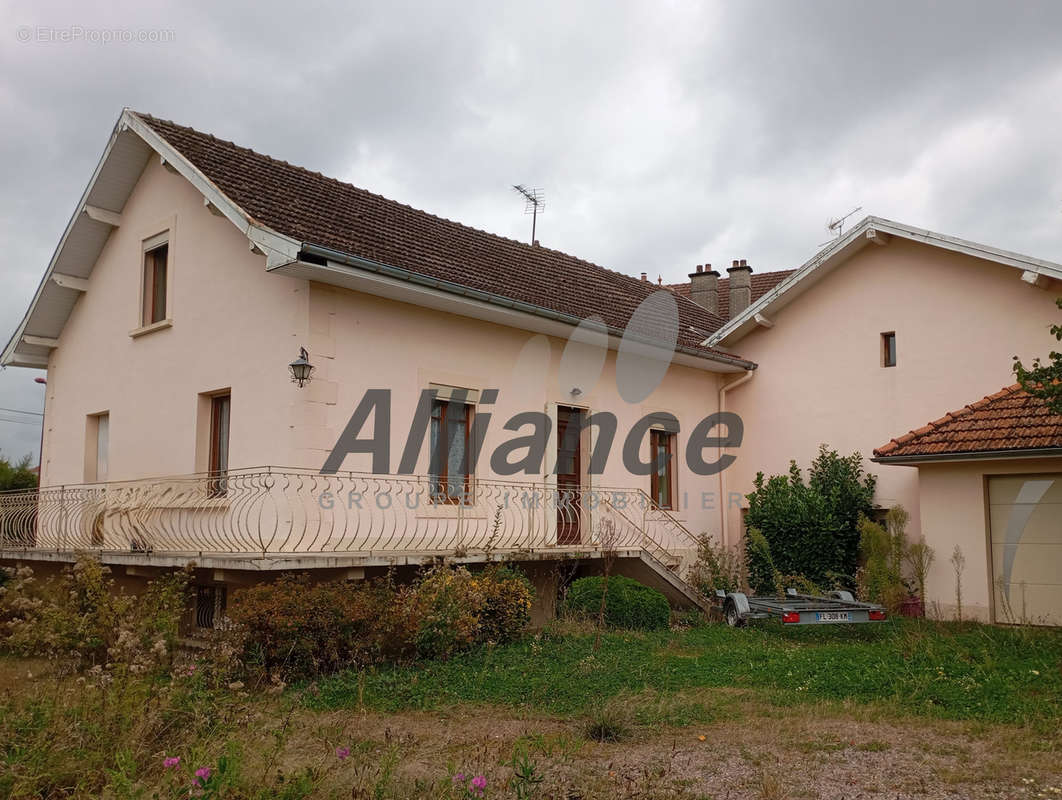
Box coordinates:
[2,0,1061,462]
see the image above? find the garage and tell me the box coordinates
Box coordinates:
[874,383,1062,625]
[989,475,1062,625]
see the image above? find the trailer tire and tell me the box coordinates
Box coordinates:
[724,598,746,628]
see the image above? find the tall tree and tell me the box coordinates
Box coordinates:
[0,453,38,491]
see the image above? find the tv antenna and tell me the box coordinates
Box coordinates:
[513,184,544,244]
[826,206,863,238]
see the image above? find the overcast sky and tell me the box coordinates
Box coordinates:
[1,0,1061,462]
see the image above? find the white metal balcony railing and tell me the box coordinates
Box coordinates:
[0,468,699,569]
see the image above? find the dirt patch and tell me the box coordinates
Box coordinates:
[238,690,1062,799]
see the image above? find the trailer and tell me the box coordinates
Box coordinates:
[714,588,888,627]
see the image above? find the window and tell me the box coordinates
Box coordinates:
[208,393,230,496]
[649,429,675,510]
[430,398,472,503]
[142,240,169,326]
[195,584,227,629]
[95,413,109,482]
[85,412,109,483]
[881,332,897,368]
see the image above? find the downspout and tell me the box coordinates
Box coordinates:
[718,369,755,549]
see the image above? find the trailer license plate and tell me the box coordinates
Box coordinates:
[815,611,849,622]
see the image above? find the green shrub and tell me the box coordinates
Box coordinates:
[856,513,905,610]
[229,575,408,677]
[744,528,777,595]
[0,557,190,675]
[776,573,823,596]
[412,565,533,659]
[476,564,535,644]
[687,534,743,596]
[564,576,670,630]
[412,567,484,659]
[857,505,918,611]
[745,445,876,585]
[229,565,534,677]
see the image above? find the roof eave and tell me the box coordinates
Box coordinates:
[1,115,129,368]
[1,109,302,368]
[705,215,1062,348]
[873,446,1062,465]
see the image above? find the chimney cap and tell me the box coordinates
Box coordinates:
[689,264,719,280]
[727,259,753,274]
[640,272,647,282]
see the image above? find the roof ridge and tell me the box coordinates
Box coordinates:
[130,110,691,301]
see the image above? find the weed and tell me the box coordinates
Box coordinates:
[584,704,630,742]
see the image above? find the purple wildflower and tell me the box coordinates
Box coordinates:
[453,773,466,784]
[335,746,351,760]
[163,756,180,769]
[471,774,487,794]
[194,766,211,783]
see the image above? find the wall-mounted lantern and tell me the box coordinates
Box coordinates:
[288,346,314,388]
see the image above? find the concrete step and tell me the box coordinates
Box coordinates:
[611,551,713,613]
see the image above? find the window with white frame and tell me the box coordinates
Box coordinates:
[141,233,170,326]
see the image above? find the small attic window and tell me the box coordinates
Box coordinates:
[881,332,897,368]
[142,238,169,326]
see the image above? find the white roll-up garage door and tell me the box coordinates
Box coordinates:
[989,475,1062,626]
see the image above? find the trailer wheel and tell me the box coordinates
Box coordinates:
[724,598,746,628]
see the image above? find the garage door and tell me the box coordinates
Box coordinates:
[989,475,1062,626]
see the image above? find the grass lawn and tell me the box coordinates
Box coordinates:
[3,618,1061,798]
[313,618,1062,729]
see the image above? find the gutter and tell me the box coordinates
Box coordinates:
[299,241,759,372]
[717,368,755,548]
[872,447,1062,466]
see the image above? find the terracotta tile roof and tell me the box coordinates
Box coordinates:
[873,384,1062,459]
[136,113,746,363]
[667,270,795,318]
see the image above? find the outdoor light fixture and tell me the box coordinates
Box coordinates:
[570,387,583,397]
[288,346,314,388]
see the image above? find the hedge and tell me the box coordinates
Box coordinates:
[564,575,670,630]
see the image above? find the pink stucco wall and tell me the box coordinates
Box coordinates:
[721,238,1061,604]
[40,158,310,485]
[296,282,730,537]
[915,456,1062,623]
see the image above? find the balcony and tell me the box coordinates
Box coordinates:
[0,468,700,576]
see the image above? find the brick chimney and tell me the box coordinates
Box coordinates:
[687,264,720,315]
[727,259,753,317]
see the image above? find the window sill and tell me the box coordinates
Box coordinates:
[129,319,173,338]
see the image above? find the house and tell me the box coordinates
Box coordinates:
[667,219,1062,557]
[0,109,758,623]
[2,109,1060,625]
[873,385,1062,625]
